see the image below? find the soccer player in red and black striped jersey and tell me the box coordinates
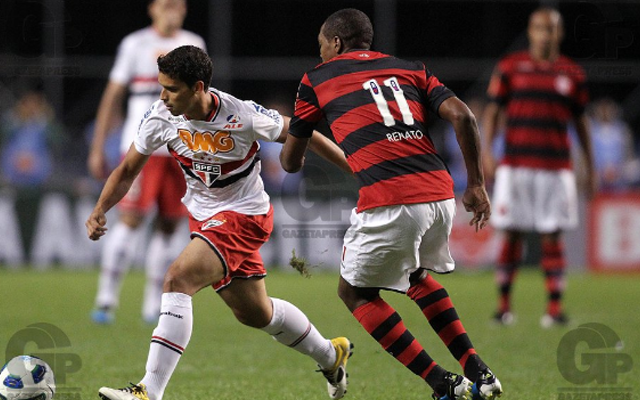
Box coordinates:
[483,7,596,328]
[281,8,502,400]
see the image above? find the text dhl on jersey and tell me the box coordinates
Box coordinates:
[178,129,235,153]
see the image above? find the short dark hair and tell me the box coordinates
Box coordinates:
[157,45,212,88]
[322,8,373,50]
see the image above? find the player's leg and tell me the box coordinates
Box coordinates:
[491,166,533,325]
[142,157,188,324]
[340,279,470,399]
[406,270,502,399]
[540,230,568,327]
[493,229,523,324]
[142,217,182,324]
[92,211,144,324]
[340,202,472,398]
[98,237,223,400]
[535,169,577,328]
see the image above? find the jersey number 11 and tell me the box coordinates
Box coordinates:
[363,77,415,127]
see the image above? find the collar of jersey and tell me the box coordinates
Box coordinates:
[184,91,220,122]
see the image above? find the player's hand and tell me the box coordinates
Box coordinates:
[462,185,491,232]
[86,210,108,241]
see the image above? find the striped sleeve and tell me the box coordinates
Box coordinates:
[424,69,455,117]
[289,73,323,138]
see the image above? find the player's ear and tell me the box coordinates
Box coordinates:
[334,36,343,54]
[193,80,205,93]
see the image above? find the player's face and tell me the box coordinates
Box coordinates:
[318,28,339,62]
[159,72,196,116]
[528,10,563,58]
[149,0,187,35]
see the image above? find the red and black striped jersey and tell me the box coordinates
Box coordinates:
[290,50,455,212]
[487,51,588,170]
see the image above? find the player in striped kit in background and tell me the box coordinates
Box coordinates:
[280,8,502,400]
[482,7,596,328]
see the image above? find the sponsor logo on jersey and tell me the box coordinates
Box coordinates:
[224,123,244,129]
[178,129,235,154]
[192,162,221,187]
[224,114,243,129]
[202,218,226,230]
[252,102,281,123]
[226,114,241,123]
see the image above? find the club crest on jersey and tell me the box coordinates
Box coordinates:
[554,75,572,96]
[202,218,226,230]
[193,162,222,187]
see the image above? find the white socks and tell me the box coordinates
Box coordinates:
[261,297,336,370]
[141,293,193,400]
[95,222,140,308]
[138,294,335,400]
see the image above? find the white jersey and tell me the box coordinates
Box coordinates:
[110,26,206,156]
[134,89,284,221]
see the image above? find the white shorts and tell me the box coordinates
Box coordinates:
[340,199,456,293]
[491,165,578,233]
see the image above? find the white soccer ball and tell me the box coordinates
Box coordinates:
[0,356,56,400]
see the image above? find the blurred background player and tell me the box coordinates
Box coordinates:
[482,7,596,327]
[281,9,501,400]
[87,0,206,324]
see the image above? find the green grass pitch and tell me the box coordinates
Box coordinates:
[1,267,639,399]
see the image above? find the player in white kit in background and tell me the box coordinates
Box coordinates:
[87,0,206,324]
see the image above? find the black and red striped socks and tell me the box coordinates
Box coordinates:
[542,239,566,317]
[407,274,486,379]
[496,237,522,314]
[352,297,447,389]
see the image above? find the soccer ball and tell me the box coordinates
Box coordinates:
[0,356,56,400]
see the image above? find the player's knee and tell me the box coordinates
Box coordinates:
[120,213,144,229]
[162,264,193,295]
[232,306,271,328]
[338,281,376,312]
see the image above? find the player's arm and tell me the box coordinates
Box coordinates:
[86,144,149,241]
[277,116,352,174]
[481,101,503,182]
[439,96,491,231]
[88,81,128,180]
[574,113,597,198]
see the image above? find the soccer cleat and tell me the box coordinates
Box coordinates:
[319,337,353,399]
[492,311,515,326]
[98,383,149,400]
[432,372,473,400]
[540,313,569,328]
[471,369,503,400]
[91,307,114,325]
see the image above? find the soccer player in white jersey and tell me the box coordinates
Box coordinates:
[87,45,354,400]
[87,0,207,324]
